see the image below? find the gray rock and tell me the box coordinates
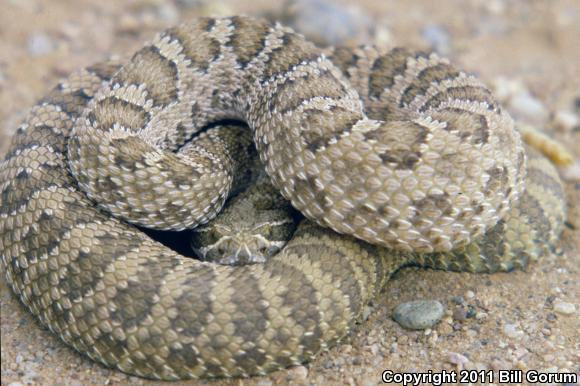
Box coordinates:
[287,365,308,380]
[421,25,450,55]
[393,300,444,330]
[502,323,524,339]
[282,0,372,46]
[553,301,576,315]
[509,92,549,123]
[27,32,55,56]
[451,295,465,305]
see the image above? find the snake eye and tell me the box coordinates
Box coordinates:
[191,227,221,254]
[260,224,272,237]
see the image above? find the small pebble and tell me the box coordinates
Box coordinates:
[156,3,179,23]
[560,162,580,182]
[553,301,576,315]
[553,110,579,131]
[362,305,373,321]
[509,92,549,123]
[393,300,444,330]
[451,296,465,305]
[340,344,353,354]
[452,306,467,321]
[515,360,527,370]
[360,376,376,386]
[484,0,506,15]
[439,322,453,335]
[466,306,477,318]
[491,358,511,371]
[475,311,488,320]
[428,331,439,344]
[543,353,555,362]
[550,286,562,294]
[59,21,82,40]
[466,329,478,338]
[117,15,140,33]
[448,352,470,369]
[27,32,55,56]
[502,323,524,339]
[474,362,488,371]
[492,77,526,102]
[465,290,475,299]
[283,0,372,46]
[421,24,451,55]
[287,365,308,380]
[546,313,558,322]
[513,347,529,359]
[373,25,393,46]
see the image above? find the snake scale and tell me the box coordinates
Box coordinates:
[0,16,566,379]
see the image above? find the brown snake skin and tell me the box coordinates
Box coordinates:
[0,16,566,379]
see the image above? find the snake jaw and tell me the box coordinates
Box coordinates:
[191,224,287,265]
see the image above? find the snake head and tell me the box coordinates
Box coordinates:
[190,179,298,266]
[191,220,295,265]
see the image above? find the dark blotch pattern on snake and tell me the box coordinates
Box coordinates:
[0,16,566,379]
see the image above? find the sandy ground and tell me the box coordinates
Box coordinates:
[1,0,578,385]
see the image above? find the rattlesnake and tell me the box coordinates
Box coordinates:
[0,16,566,380]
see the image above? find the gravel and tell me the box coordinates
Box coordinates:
[1,1,578,385]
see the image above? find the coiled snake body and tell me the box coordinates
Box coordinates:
[0,16,566,379]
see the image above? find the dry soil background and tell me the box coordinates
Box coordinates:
[0,0,578,385]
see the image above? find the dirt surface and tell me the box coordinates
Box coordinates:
[1,1,578,385]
